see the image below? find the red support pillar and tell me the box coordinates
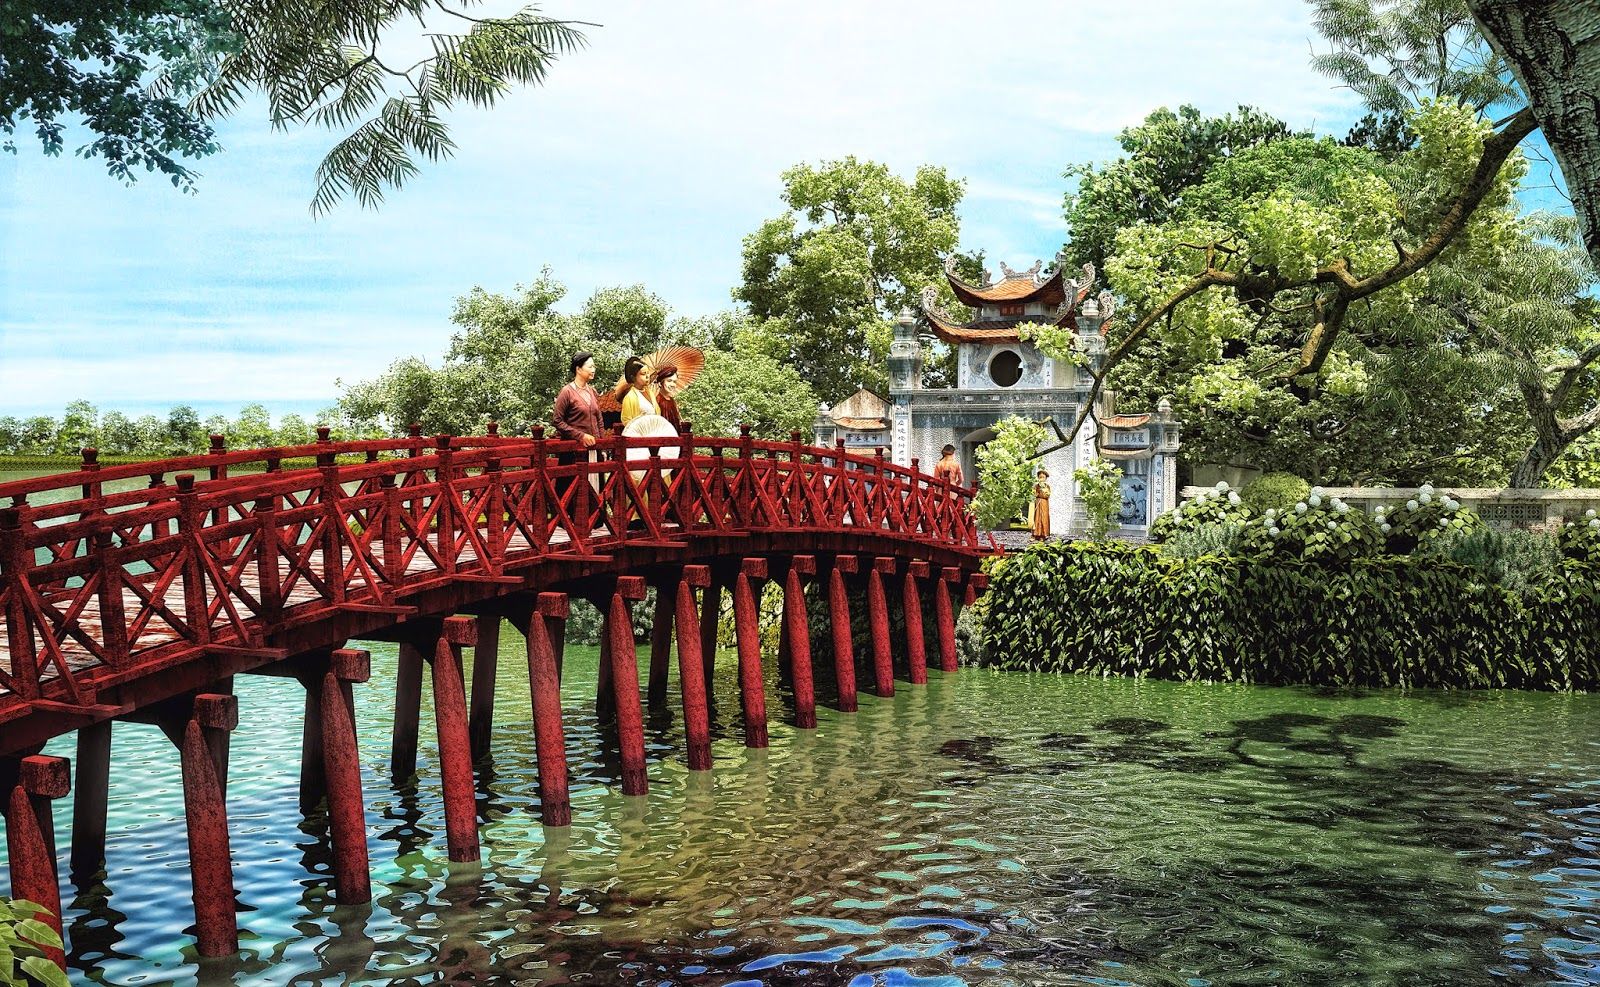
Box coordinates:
[468,614,501,761]
[829,556,859,712]
[595,607,616,722]
[299,677,326,813]
[699,577,722,698]
[390,641,424,780]
[72,720,112,880]
[4,755,70,970]
[783,555,818,729]
[178,694,239,957]
[868,558,896,698]
[675,566,714,771]
[525,594,572,826]
[607,577,650,795]
[733,558,769,748]
[965,572,988,607]
[430,617,480,862]
[647,587,673,710]
[937,567,962,672]
[321,649,372,904]
[903,561,930,685]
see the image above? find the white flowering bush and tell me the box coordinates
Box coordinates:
[1237,489,1382,564]
[1149,480,1251,542]
[1558,508,1600,562]
[1073,459,1124,541]
[1378,483,1480,553]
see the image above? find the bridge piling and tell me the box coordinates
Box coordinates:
[321,649,373,904]
[868,558,896,698]
[937,568,962,672]
[175,693,239,957]
[595,617,616,722]
[468,614,501,761]
[606,577,650,795]
[784,556,818,729]
[647,587,673,711]
[698,576,722,705]
[675,567,713,771]
[299,677,326,813]
[72,720,112,881]
[390,641,425,781]
[734,559,770,748]
[523,593,572,825]
[828,556,859,712]
[3,754,70,969]
[428,617,481,862]
[904,562,930,685]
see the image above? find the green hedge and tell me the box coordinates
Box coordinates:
[980,541,1600,690]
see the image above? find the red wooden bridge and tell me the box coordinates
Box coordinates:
[0,424,991,963]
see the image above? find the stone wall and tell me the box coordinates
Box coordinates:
[1180,485,1600,530]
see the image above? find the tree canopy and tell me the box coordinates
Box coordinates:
[2,0,587,213]
[733,157,967,401]
[337,271,818,440]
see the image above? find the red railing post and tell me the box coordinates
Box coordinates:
[484,448,505,571]
[80,446,101,502]
[434,435,458,573]
[737,425,756,527]
[174,474,210,646]
[608,423,628,541]
[96,527,128,664]
[316,429,345,603]
[252,495,282,627]
[0,508,39,699]
[378,473,404,592]
[529,425,551,549]
[674,421,695,529]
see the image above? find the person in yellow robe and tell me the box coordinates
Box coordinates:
[1027,469,1051,539]
[619,356,660,425]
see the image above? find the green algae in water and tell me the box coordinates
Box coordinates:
[10,634,1600,985]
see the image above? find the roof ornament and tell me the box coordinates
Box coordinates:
[1067,262,1096,302]
[920,284,957,324]
[1096,290,1117,322]
[997,259,1043,282]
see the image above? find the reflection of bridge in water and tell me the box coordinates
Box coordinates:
[0,424,992,963]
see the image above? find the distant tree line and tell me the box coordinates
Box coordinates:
[0,401,359,458]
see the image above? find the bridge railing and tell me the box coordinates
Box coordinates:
[0,427,981,711]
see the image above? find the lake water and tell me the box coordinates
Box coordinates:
[3,467,1599,984]
[5,637,1597,986]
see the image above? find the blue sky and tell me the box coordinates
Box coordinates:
[0,1,1567,421]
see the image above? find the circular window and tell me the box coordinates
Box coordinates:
[989,350,1023,387]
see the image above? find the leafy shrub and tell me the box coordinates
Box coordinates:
[1238,490,1383,565]
[977,540,1600,690]
[1073,460,1123,540]
[1374,483,1479,553]
[1160,522,1247,559]
[0,897,65,987]
[1241,471,1311,513]
[1558,509,1600,562]
[972,416,1048,530]
[1149,481,1250,542]
[1418,526,1562,593]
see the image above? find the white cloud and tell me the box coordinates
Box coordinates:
[0,1,1362,416]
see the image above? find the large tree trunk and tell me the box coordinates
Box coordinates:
[1469,2,1600,271]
